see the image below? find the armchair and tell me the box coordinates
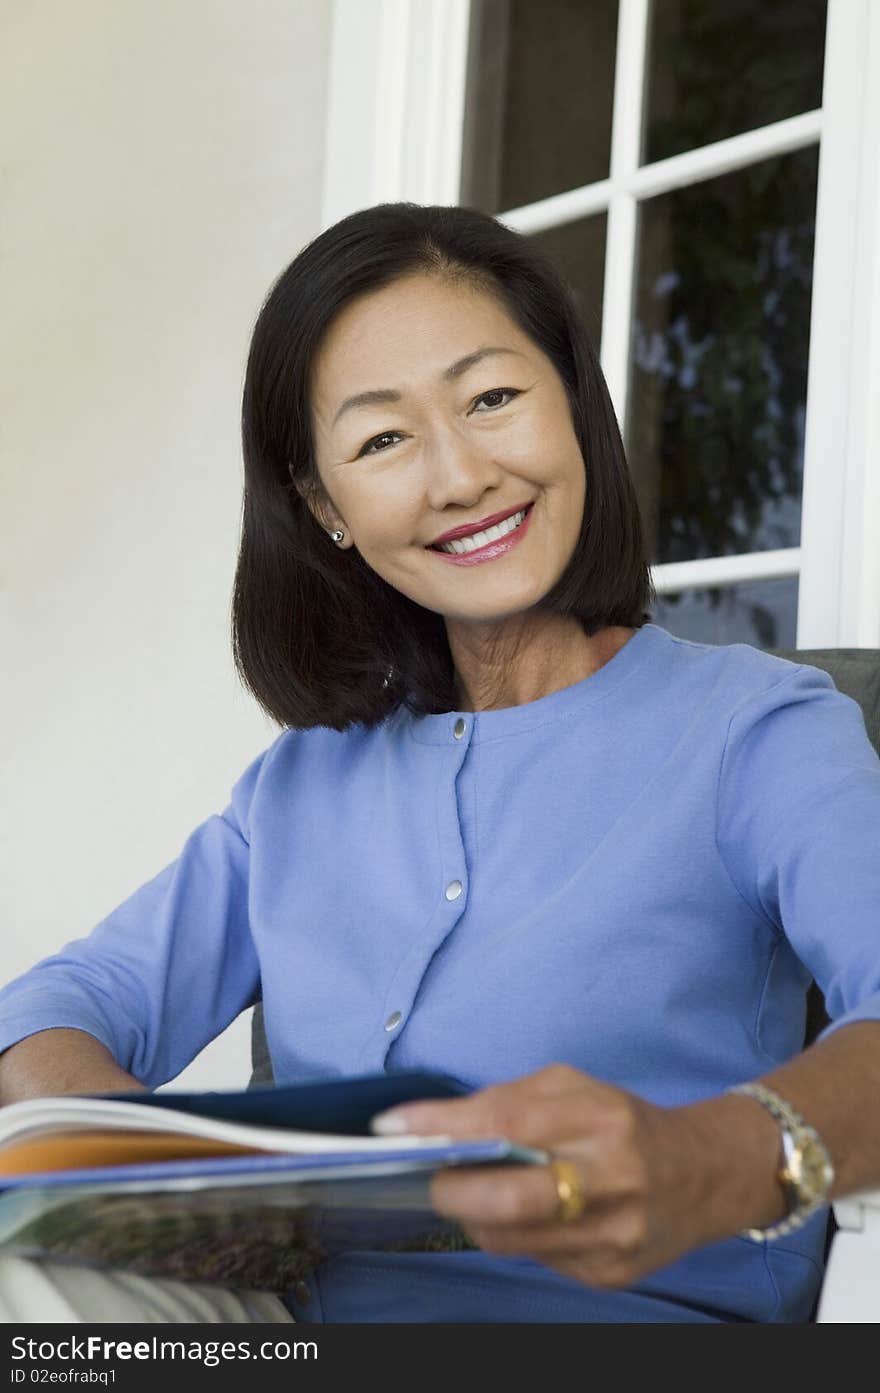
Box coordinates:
[249,642,880,1322]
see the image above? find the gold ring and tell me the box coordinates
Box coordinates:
[549,1158,586,1223]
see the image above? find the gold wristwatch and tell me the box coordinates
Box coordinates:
[728,1082,835,1242]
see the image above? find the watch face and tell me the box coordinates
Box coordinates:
[789,1138,834,1202]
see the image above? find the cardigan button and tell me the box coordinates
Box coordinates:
[453,718,466,738]
[384,1011,402,1031]
[445,881,463,900]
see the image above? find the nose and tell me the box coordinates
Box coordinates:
[424,419,506,515]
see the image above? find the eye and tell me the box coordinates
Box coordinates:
[355,387,521,458]
[472,387,520,412]
[357,430,401,458]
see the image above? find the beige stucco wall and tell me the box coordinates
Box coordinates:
[1,0,333,1089]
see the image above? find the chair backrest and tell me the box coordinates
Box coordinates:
[768,648,880,754]
[249,646,880,1086]
[250,1000,273,1088]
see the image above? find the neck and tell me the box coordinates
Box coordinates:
[447,616,637,712]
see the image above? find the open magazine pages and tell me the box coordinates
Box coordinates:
[0,1072,548,1286]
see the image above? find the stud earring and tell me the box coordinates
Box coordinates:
[330,529,344,543]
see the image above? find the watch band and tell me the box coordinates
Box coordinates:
[728,1081,835,1242]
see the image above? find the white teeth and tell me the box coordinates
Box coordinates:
[438,508,527,554]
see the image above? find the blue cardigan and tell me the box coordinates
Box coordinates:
[2,623,878,1322]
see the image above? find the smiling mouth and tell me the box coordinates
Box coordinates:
[428,503,534,555]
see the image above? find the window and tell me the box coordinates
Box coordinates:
[323,0,880,649]
[461,0,826,648]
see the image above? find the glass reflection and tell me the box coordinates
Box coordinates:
[528,215,607,350]
[460,0,618,214]
[627,144,818,568]
[651,575,798,649]
[643,0,826,165]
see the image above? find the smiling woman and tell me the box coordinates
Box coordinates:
[2,202,880,1327]
[233,202,653,727]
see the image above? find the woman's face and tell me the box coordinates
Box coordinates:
[307,272,587,628]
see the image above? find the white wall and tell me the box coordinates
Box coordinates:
[1,0,333,1090]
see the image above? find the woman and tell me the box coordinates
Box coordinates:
[1,202,879,1324]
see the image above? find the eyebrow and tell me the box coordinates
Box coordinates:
[331,346,528,428]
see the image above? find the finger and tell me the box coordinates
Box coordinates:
[370,1068,599,1143]
[431,1159,590,1228]
[369,1064,593,1136]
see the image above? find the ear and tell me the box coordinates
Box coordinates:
[294,477,342,536]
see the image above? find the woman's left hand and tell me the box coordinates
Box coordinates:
[370,1064,725,1290]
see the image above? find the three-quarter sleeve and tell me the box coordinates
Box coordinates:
[0,742,275,1089]
[715,662,880,1047]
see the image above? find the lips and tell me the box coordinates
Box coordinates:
[428,500,535,564]
[428,501,534,548]
[428,502,534,549]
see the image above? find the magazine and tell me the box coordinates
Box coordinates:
[0,1071,547,1287]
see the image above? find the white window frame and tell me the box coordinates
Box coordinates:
[322,0,880,649]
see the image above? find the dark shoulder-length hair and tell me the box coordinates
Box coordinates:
[233,201,655,731]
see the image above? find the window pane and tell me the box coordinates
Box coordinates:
[651,576,798,649]
[460,0,618,215]
[627,144,818,567]
[643,0,827,165]
[528,214,607,351]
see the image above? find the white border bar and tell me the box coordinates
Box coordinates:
[397,0,472,205]
[651,549,800,595]
[322,0,471,229]
[632,109,822,200]
[498,110,822,236]
[498,180,613,236]
[598,0,649,433]
[835,0,880,648]
[798,0,880,646]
